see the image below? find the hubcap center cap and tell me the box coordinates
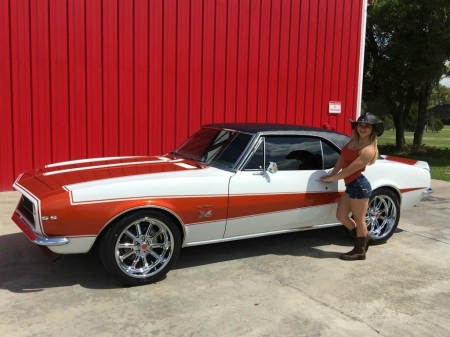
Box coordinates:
[140,242,149,250]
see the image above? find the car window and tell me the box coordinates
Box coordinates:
[321,141,340,169]
[213,133,253,170]
[244,136,323,171]
[175,128,236,163]
[243,141,264,170]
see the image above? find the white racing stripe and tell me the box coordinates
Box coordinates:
[43,159,184,176]
[174,163,197,169]
[45,156,142,168]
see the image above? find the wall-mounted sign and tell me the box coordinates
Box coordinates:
[329,101,341,114]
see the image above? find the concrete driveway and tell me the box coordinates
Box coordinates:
[1,180,449,337]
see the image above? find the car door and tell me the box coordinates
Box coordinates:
[224,135,339,238]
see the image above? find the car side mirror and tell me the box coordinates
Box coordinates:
[267,162,278,174]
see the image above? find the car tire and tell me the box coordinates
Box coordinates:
[348,187,400,244]
[100,209,181,286]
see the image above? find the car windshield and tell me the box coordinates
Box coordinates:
[174,127,253,170]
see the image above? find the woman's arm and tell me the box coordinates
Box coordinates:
[321,146,375,183]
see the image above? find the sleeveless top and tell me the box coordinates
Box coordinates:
[341,142,366,185]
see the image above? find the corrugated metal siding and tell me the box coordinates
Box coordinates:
[0,0,365,191]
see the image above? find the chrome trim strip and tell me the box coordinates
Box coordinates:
[33,236,69,246]
[184,222,342,247]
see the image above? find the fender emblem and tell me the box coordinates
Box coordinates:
[199,210,213,218]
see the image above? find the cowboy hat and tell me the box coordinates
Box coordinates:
[349,112,384,137]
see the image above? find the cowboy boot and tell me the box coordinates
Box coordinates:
[350,228,371,252]
[340,236,367,261]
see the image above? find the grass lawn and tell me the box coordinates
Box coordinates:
[377,125,450,182]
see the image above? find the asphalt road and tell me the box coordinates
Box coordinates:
[1,180,449,337]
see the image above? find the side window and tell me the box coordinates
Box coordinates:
[322,141,340,169]
[213,133,253,170]
[243,141,264,170]
[245,136,322,171]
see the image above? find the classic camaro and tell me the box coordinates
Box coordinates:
[12,123,432,286]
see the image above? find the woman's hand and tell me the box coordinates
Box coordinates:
[320,175,333,183]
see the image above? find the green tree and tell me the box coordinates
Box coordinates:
[429,83,450,107]
[363,0,450,150]
[429,117,444,132]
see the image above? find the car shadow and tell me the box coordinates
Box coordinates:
[174,226,352,270]
[0,226,354,292]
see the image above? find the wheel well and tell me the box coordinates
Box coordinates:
[94,207,185,248]
[375,185,401,205]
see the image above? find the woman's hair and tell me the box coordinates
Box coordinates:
[351,126,379,165]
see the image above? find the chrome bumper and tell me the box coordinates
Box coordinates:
[12,210,69,246]
[423,188,434,195]
[34,236,69,246]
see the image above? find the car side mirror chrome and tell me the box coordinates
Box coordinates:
[267,162,278,174]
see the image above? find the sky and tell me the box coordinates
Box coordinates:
[441,77,450,87]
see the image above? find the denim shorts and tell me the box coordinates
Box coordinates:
[345,175,372,199]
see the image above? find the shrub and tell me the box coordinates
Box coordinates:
[429,118,444,132]
[379,143,450,156]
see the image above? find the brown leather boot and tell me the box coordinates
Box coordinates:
[350,228,371,252]
[340,236,367,261]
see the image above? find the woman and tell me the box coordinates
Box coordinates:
[321,113,384,261]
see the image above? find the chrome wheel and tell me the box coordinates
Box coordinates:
[115,217,174,279]
[100,210,181,286]
[366,188,400,241]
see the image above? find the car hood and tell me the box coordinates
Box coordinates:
[30,156,204,191]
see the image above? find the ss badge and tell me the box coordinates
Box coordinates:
[199,210,212,218]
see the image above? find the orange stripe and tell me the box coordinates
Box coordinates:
[400,187,427,193]
[385,156,418,165]
[40,192,341,237]
[228,192,340,219]
[37,162,194,190]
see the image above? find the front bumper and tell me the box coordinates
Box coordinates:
[423,188,434,195]
[12,210,69,246]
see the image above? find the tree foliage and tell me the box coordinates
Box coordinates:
[429,84,450,107]
[382,115,394,130]
[363,0,450,150]
[429,117,444,132]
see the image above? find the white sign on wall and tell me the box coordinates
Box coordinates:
[329,101,341,114]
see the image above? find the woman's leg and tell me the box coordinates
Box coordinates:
[336,193,357,231]
[340,197,370,260]
[349,198,369,237]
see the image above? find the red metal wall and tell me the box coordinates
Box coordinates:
[0,0,365,191]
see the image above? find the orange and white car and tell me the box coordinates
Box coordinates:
[12,123,432,286]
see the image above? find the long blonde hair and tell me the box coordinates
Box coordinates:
[351,127,379,165]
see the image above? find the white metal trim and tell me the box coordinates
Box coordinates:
[356,0,369,118]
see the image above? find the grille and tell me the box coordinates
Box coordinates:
[22,196,34,219]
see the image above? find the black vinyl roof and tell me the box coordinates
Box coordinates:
[203,123,350,149]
